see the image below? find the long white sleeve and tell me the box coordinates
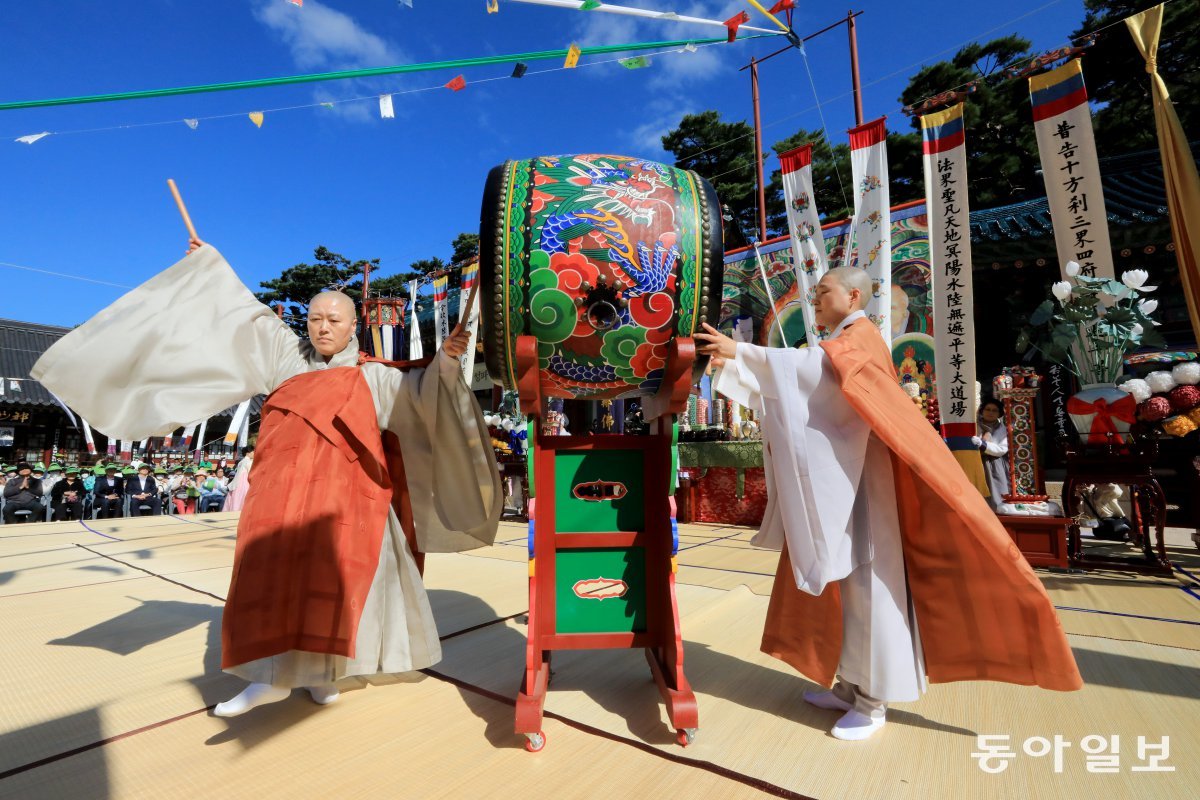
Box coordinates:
[31,245,305,440]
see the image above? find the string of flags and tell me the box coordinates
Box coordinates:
[8,36,732,140]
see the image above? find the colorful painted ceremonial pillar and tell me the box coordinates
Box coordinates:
[921,103,988,496]
[1029,59,1115,280]
[847,117,892,342]
[779,144,828,341]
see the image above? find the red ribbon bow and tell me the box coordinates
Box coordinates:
[725,11,750,42]
[1066,393,1136,443]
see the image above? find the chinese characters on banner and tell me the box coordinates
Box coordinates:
[1047,365,1072,442]
[432,274,450,350]
[1029,59,1115,280]
[921,103,977,443]
[847,117,892,343]
[778,143,828,341]
[458,260,481,383]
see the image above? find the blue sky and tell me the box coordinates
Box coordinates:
[0,0,1087,327]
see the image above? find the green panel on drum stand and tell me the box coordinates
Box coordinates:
[555,547,646,633]
[555,450,644,533]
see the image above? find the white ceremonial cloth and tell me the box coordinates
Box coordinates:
[714,311,873,595]
[32,245,502,685]
[713,310,925,702]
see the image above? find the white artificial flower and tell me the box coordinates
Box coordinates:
[1122,269,1148,289]
[1065,261,1081,277]
[501,419,515,431]
[1138,298,1159,315]
[1051,281,1072,304]
[1131,323,1144,336]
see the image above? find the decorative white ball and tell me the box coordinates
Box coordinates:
[501,419,515,431]
[902,382,920,398]
[1172,362,1200,386]
[1119,378,1152,404]
[1146,370,1177,394]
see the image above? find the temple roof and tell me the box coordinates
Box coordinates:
[968,144,1192,244]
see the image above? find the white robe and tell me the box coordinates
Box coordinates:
[714,310,926,703]
[32,245,502,686]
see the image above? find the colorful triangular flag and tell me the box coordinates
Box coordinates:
[487,0,499,12]
[398,0,413,7]
[659,12,679,20]
[511,62,528,78]
[445,74,466,91]
[249,112,264,128]
[183,119,199,130]
[619,56,649,69]
[320,102,334,109]
[15,132,50,144]
[683,42,698,53]
[379,94,395,119]
[769,0,795,12]
[724,11,749,42]
[564,42,581,68]
[580,1,601,9]
[287,0,302,6]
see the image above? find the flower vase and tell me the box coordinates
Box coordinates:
[1066,383,1136,445]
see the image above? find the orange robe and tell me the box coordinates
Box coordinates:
[222,367,394,668]
[761,318,1082,692]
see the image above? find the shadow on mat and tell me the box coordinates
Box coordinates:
[0,708,110,799]
[1074,646,1200,699]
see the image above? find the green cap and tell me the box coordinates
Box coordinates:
[154,468,166,475]
[93,466,106,475]
[66,466,80,475]
[184,466,195,474]
[34,461,46,471]
[48,462,64,472]
[121,466,136,475]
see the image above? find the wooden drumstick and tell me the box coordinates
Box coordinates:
[166,179,199,242]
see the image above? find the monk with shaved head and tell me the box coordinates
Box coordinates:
[696,265,1080,741]
[33,236,501,719]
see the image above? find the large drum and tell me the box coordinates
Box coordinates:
[479,154,724,399]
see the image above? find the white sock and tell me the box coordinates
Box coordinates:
[307,684,340,705]
[213,682,290,717]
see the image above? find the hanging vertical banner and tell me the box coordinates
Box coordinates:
[106,437,116,456]
[163,428,174,449]
[379,94,395,119]
[224,400,251,446]
[408,280,424,359]
[119,439,132,460]
[181,423,197,452]
[138,438,149,456]
[847,116,892,342]
[458,260,481,382]
[380,321,395,360]
[922,103,977,445]
[779,143,828,342]
[238,411,251,450]
[194,420,207,464]
[81,419,96,455]
[432,274,450,350]
[1029,58,1115,280]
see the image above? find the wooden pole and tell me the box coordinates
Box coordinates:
[166,179,199,241]
[751,57,767,243]
[848,10,864,126]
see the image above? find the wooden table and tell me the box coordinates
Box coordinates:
[996,515,1071,569]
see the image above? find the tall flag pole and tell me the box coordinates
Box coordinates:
[921,102,987,495]
[778,143,828,341]
[1028,59,1115,280]
[846,117,892,342]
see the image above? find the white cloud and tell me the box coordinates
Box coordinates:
[253,0,410,123]
[254,0,403,70]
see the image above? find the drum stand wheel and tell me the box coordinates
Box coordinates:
[676,728,697,747]
[524,731,547,753]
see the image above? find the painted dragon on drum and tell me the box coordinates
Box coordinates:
[480,154,724,400]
